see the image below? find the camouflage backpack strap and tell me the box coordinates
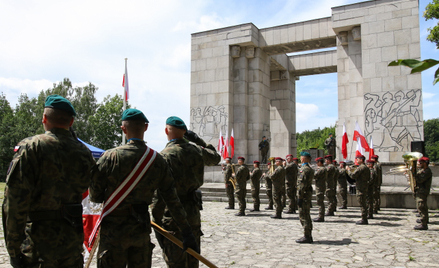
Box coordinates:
[88,146,157,247]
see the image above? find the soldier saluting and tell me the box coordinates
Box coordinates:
[3,95,96,267]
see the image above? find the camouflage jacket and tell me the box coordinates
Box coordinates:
[349,163,369,192]
[326,164,337,189]
[234,164,250,189]
[2,128,95,258]
[368,167,377,186]
[250,167,262,184]
[374,161,383,185]
[90,140,191,232]
[314,166,327,190]
[297,164,314,199]
[338,167,350,185]
[267,166,285,192]
[224,163,233,183]
[151,138,220,222]
[285,162,298,184]
[415,167,432,196]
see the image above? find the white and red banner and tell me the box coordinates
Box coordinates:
[342,122,349,159]
[217,129,224,157]
[82,190,102,263]
[369,136,375,160]
[223,131,229,159]
[230,129,235,159]
[122,60,129,101]
[353,121,370,153]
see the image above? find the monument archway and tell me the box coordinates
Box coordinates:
[190,0,422,162]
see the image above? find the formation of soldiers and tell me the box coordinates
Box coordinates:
[2,95,221,268]
[222,150,433,244]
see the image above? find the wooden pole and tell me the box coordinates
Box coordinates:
[84,229,100,268]
[151,221,218,268]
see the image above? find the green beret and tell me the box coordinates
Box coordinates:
[44,95,76,116]
[300,151,311,158]
[166,116,187,131]
[329,133,333,135]
[121,108,149,123]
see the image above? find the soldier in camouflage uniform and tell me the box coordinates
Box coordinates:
[324,155,337,216]
[249,160,263,212]
[284,154,298,214]
[347,155,370,225]
[296,151,314,243]
[313,157,327,222]
[223,157,235,209]
[413,157,433,230]
[366,160,377,219]
[263,162,274,210]
[266,157,285,219]
[371,155,382,213]
[2,95,96,268]
[337,162,349,209]
[151,116,220,268]
[90,109,198,268]
[233,157,250,216]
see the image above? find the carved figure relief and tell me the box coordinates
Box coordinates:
[190,105,228,142]
[364,89,422,152]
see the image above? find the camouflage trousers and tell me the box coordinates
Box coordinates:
[416,194,429,226]
[225,181,235,208]
[373,185,381,211]
[356,190,367,220]
[298,196,312,236]
[97,217,155,268]
[337,180,348,207]
[315,191,325,219]
[251,178,260,209]
[367,185,374,217]
[265,179,273,208]
[273,188,285,216]
[325,187,336,213]
[235,181,247,214]
[285,180,297,212]
[20,220,84,268]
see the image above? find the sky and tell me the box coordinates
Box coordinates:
[0,0,437,151]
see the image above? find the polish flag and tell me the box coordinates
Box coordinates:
[354,137,364,165]
[82,190,102,263]
[353,121,370,152]
[230,129,235,159]
[122,62,129,101]
[223,131,229,159]
[218,130,224,157]
[342,122,349,159]
[369,136,374,160]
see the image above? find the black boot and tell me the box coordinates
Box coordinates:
[325,211,334,216]
[235,212,245,216]
[265,206,273,210]
[270,214,282,219]
[250,206,260,212]
[356,219,368,225]
[313,217,324,222]
[225,206,234,209]
[414,224,428,230]
[295,236,313,243]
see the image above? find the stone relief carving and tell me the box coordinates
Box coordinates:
[190,105,228,142]
[364,89,422,152]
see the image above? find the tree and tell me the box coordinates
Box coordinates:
[0,93,14,181]
[424,118,439,162]
[88,94,130,150]
[296,126,335,158]
[389,0,439,84]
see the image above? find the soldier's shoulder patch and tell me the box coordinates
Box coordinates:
[14,146,20,152]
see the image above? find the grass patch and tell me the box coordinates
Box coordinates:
[409,256,415,261]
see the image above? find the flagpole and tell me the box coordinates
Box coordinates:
[122,58,128,145]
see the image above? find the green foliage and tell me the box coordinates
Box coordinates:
[424,118,439,162]
[389,59,439,84]
[424,0,439,48]
[0,78,129,181]
[296,126,335,158]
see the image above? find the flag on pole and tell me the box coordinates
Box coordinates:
[122,60,129,102]
[218,130,224,157]
[82,190,102,263]
[369,136,374,160]
[353,121,370,152]
[342,122,349,159]
[223,131,229,159]
[354,137,363,165]
[230,129,235,158]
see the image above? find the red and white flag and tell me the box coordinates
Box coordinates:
[342,122,349,159]
[82,190,102,263]
[122,60,129,101]
[223,131,229,159]
[369,136,374,160]
[353,121,370,152]
[354,137,364,165]
[217,129,224,157]
[230,129,235,159]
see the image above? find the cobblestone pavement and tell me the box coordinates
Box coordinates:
[0,202,438,267]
